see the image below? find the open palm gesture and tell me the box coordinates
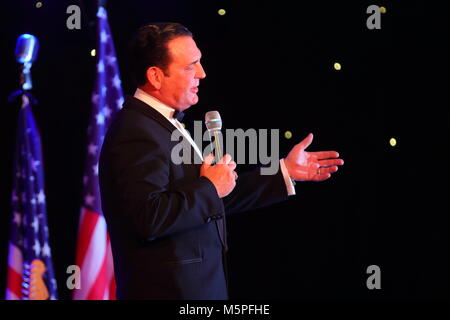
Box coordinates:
[284,133,344,182]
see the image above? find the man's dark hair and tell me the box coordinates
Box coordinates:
[129,22,193,86]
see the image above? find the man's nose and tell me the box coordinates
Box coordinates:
[196,63,206,79]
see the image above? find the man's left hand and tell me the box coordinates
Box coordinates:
[284,133,344,182]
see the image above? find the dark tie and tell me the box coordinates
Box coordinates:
[173,110,185,122]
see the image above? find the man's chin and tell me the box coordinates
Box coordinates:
[189,97,199,107]
[178,96,199,111]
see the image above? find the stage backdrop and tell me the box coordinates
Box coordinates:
[0,0,449,299]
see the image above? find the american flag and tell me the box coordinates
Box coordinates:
[73,5,123,300]
[6,93,58,300]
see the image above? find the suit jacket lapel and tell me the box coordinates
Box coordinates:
[123,95,204,165]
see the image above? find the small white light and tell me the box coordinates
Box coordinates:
[334,62,342,71]
[389,137,397,147]
[218,9,226,16]
[90,49,96,57]
[284,131,292,139]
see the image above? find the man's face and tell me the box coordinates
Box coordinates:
[160,36,206,111]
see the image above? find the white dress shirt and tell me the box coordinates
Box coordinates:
[133,88,296,195]
[134,88,204,160]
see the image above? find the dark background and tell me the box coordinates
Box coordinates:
[1,0,449,300]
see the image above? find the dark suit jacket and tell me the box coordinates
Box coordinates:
[99,96,288,299]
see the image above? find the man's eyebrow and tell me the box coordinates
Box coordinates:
[188,59,199,66]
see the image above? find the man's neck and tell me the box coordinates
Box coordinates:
[134,88,177,119]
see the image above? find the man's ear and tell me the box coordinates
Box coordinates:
[146,66,163,90]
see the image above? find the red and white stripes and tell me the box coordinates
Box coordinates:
[73,208,116,300]
[5,243,23,300]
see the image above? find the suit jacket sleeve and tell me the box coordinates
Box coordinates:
[222,165,289,215]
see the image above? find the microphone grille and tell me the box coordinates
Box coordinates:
[205,111,222,131]
[15,34,39,64]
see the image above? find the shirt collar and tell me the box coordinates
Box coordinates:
[134,88,177,120]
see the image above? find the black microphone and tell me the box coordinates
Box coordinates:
[15,34,39,90]
[204,111,223,163]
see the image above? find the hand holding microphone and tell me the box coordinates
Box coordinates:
[200,111,238,198]
[200,153,237,198]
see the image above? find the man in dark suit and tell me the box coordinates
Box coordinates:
[99,22,343,299]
